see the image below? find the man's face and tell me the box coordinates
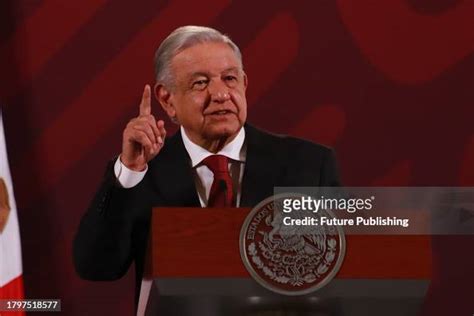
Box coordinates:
[163,42,247,145]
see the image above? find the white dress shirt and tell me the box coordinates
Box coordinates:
[114,126,246,207]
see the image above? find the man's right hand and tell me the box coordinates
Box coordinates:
[121,85,166,171]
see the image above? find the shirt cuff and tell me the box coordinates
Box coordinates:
[113,156,147,188]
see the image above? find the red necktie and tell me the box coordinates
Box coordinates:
[202,155,234,207]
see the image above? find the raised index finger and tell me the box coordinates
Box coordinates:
[139,84,152,116]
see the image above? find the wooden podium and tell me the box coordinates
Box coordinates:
[137,207,432,316]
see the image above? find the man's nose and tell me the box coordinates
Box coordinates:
[208,80,230,103]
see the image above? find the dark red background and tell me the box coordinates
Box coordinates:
[1,0,473,315]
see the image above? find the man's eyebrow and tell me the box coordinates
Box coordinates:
[222,67,240,73]
[189,71,209,79]
[187,68,241,82]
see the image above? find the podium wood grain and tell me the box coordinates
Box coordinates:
[147,208,431,278]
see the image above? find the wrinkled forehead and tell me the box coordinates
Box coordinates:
[171,42,243,78]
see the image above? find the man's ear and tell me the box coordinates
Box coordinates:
[154,83,176,118]
[243,72,248,90]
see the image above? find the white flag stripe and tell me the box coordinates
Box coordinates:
[0,110,23,287]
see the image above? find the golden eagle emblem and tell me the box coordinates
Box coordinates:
[0,178,11,234]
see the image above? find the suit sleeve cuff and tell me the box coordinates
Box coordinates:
[113,156,147,188]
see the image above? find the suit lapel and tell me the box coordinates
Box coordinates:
[240,125,281,207]
[149,131,200,207]
[150,125,279,208]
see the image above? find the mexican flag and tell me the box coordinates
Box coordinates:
[0,109,24,314]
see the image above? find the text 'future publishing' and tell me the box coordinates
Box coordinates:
[282,216,410,228]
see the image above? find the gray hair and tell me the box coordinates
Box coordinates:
[154,25,243,88]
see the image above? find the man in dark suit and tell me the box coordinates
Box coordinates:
[73,26,339,303]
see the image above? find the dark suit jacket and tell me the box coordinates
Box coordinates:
[73,124,340,302]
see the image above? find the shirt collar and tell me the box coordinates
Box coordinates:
[180,126,246,168]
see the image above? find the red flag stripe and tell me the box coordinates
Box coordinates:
[0,275,25,316]
[0,274,24,299]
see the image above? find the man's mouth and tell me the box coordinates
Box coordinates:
[209,110,233,115]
